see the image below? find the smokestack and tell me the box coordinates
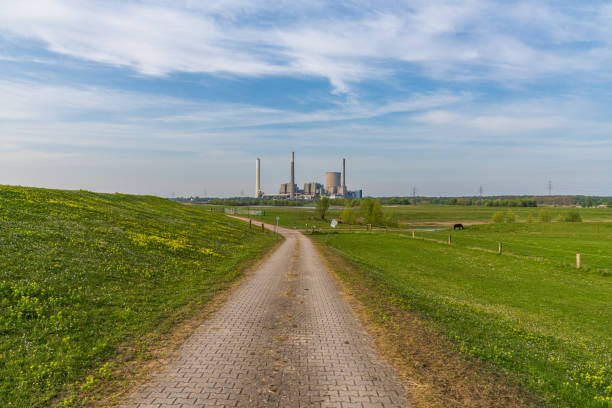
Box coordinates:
[342,158,346,189]
[290,152,295,199]
[255,158,261,197]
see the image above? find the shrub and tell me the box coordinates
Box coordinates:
[361,197,384,225]
[315,196,330,220]
[564,210,582,222]
[539,209,552,222]
[491,212,504,223]
[341,207,356,225]
[505,210,516,223]
[527,212,535,223]
[555,214,565,222]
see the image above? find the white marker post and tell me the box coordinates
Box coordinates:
[326,219,338,242]
[576,253,581,269]
[275,216,279,235]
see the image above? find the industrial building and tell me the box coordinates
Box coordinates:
[255,153,362,200]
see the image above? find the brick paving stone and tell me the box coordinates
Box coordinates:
[122,226,408,407]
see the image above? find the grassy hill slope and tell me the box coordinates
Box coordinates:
[0,186,278,407]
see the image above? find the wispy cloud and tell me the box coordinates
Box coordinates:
[1,1,611,91]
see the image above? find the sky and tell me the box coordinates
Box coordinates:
[1,0,612,197]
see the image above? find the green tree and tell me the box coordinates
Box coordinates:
[341,207,356,225]
[491,212,504,223]
[505,210,516,223]
[584,197,594,208]
[607,200,612,208]
[371,199,384,225]
[564,210,582,222]
[539,209,552,222]
[360,198,384,225]
[315,196,330,220]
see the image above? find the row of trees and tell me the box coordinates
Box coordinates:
[315,197,385,226]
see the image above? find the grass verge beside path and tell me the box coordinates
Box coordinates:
[315,233,612,407]
[0,186,279,407]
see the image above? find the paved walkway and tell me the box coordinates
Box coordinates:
[121,224,408,407]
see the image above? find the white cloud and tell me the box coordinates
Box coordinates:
[415,110,568,132]
[1,1,611,91]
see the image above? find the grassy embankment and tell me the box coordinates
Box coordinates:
[0,186,278,407]
[316,229,612,407]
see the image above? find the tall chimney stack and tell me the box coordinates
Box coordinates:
[255,158,261,197]
[290,152,295,199]
[342,158,346,190]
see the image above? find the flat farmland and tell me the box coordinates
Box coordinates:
[229,204,612,229]
[316,228,612,407]
[384,205,612,227]
[418,222,612,273]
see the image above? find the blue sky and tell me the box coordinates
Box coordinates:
[1,0,611,197]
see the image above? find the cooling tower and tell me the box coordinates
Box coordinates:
[325,172,341,195]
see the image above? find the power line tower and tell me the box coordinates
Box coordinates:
[412,187,417,198]
[479,186,483,197]
[548,180,552,196]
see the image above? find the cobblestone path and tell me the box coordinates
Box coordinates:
[121,225,408,407]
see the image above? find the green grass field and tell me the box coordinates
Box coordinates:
[382,205,612,226]
[0,186,278,407]
[225,204,612,230]
[317,230,612,407]
[419,222,612,273]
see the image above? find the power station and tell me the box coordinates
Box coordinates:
[255,152,362,200]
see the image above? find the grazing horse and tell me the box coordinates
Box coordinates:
[453,223,464,230]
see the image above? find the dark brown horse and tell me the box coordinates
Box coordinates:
[453,223,464,230]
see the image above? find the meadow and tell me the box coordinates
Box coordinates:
[228,204,612,230]
[0,186,278,407]
[292,204,612,407]
[236,203,612,405]
[382,205,612,227]
[418,222,612,273]
[317,232,611,407]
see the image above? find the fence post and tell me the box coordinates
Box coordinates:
[498,242,502,255]
[412,231,415,239]
[576,253,581,269]
[249,219,252,229]
[448,234,451,245]
[261,223,264,232]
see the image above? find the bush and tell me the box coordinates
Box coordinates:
[341,207,356,225]
[505,210,516,223]
[555,214,565,222]
[564,210,582,222]
[361,197,384,225]
[491,212,505,223]
[527,212,535,223]
[539,209,552,222]
[315,196,330,220]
